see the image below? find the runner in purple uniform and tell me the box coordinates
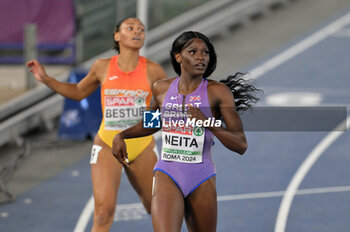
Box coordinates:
[155,76,216,198]
[112,31,259,232]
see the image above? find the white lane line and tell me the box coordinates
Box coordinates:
[73,184,350,231]
[218,185,350,202]
[114,203,149,221]
[218,191,285,201]
[112,185,350,222]
[74,196,94,232]
[249,11,350,79]
[295,185,350,195]
[274,116,350,232]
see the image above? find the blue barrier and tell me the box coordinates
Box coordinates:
[58,69,102,139]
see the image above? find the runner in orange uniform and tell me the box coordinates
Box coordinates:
[98,55,153,162]
[26,18,167,231]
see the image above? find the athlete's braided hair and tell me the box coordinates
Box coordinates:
[219,72,261,112]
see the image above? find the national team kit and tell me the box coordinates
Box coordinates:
[97,55,153,162]
[155,77,216,196]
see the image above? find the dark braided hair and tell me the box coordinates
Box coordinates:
[219,72,261,112]
[170,31,261,112]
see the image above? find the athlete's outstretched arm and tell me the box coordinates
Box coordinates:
[26,59,105,100]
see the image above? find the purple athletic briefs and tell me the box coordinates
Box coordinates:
[154,77,216,197]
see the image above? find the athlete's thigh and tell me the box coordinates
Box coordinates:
[124,138,157,212]
[185,176,217,232]
[152,170,184,232]
[91,135,123,207]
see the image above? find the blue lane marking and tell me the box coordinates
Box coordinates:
[0,157,92,232]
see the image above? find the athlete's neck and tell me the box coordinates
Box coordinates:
[178,75,202,95]
[118,50,140,72]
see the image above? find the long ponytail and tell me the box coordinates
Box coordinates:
[219,72,261,112]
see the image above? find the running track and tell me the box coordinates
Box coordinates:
[1,9,350,232]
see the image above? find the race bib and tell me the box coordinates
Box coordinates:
[90,145,102,164]
[104,96,146,130]
[161,124,205,163]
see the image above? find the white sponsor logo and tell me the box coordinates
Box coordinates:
[105,89,149,98]
[109,75,119,80]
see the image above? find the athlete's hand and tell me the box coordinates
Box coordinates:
[26,60,48,83]
[112,133,129,166]
[187,104,207,122]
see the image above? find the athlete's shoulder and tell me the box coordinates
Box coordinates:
[144,57,157,65]
[152,77,176,94]
[145,58,167,81]
[85,58,111,83]
[207,78,227,89]
[91,57,111,70]
[153,76,176,88]
[145,57,161,70]
[206,78,233,99]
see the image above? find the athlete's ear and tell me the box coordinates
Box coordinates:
[175,53,182,63]
[114,32,120,42]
